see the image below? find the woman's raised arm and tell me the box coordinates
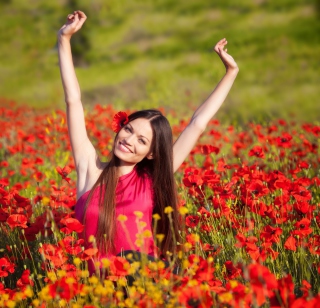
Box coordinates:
[173,38,239,172]
[58,11,97,172]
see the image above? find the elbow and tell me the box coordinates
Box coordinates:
[65,96,82,106]
[189,117,206,134]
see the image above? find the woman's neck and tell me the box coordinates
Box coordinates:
[117,164,136,177]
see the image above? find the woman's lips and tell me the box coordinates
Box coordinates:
[118,141,132,153]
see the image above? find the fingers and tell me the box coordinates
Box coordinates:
[214,38,227,53]
[75,10,87,19]
[65,11,87,32]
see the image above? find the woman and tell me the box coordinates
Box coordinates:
[58,11,238,272]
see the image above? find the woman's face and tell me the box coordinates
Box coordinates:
[114,118,153,166]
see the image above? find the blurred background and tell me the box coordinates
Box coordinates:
[0,0,319,123]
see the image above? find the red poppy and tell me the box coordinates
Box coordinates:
[59,236,84,255]
[248,263,278,306]
[0,257,15,277]
[109,256,130,276]
[6,214,28,229]
[269,275,295,307]
[82,248,98,260]
[186,215,200,228]
[16,269,34,291]
[200,144,220,155]
[183,168,203,187]
[284,236,297,251]
[246,180,269,198]
[60,217,84,233]
[111,111,129,133]
[48,276,83,302]
[56,166,72,183]
[224,261,242,280]
[178,285,213,308]
[292,218,312,237]
[39,244,68,268]
[260,225,283,244]
[248,146,265,158]
[275,132,293,148]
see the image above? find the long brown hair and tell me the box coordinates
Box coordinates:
[83,109,180,257]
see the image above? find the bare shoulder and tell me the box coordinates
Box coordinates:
[76,152,108,199]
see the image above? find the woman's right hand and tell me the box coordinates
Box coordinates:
[58,10,87,39]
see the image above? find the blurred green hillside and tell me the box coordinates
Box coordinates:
[0,0,319,122]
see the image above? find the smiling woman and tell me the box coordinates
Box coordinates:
[57,10,238,274]
[114,118,154,169]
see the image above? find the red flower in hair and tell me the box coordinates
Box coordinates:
[112,111,129,133]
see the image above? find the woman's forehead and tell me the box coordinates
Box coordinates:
[129,118,153,138]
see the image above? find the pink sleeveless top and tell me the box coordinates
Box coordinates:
[75,167,155,269]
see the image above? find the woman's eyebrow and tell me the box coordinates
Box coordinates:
[128,123,150,142]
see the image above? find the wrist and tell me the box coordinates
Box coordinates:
[226,67,239,75]
[57,32,72,42]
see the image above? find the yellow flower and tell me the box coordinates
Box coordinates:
[94,284,108,296]
[57,270,66,278]
[152,213,161,220]
[47,272,57,282]
[104,280,114,288]
[66,277,76,284]
[23,287,33,298]
[42,196,50,205]
[80,285,92,296]
[137,286,146,295]
[39,285,52,301]
[117,214,128,222]
[164,206,173,214]
[142,230,152,238]
[88,235,96,243]
[134,239,143,248]
[229,280,239,288]
[89,276,99,285]
[59,299,67,307]
[134,211,143,218]
[116,290,124,300]
[101,258,110,268]
[218,292,233,303]
[188,279,199,287]
[182,259,190,269]
[156,234,165,242]
[157,260,166,270]
[179,206,189,215]
[124,298,134,307]
[13,291,23,301]
[80,270,89,278]
[138,221,147,228]
[189,233,200,242]
[6,300,15,308]
[73,257,81,267]
[161,278,169,287]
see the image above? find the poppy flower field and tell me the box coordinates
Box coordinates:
[0,99,319,307]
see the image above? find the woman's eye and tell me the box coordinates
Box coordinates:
[139,139,146,145]
[124,126,131,132]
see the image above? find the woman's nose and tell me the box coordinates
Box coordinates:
[124,134,134,145]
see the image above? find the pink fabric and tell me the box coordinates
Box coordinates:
[75,167,155,269]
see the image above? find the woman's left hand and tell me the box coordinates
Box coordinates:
[214,38,239,72]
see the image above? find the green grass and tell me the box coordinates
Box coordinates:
[0,0,319,122]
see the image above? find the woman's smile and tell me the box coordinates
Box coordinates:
[118,141,133,153]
